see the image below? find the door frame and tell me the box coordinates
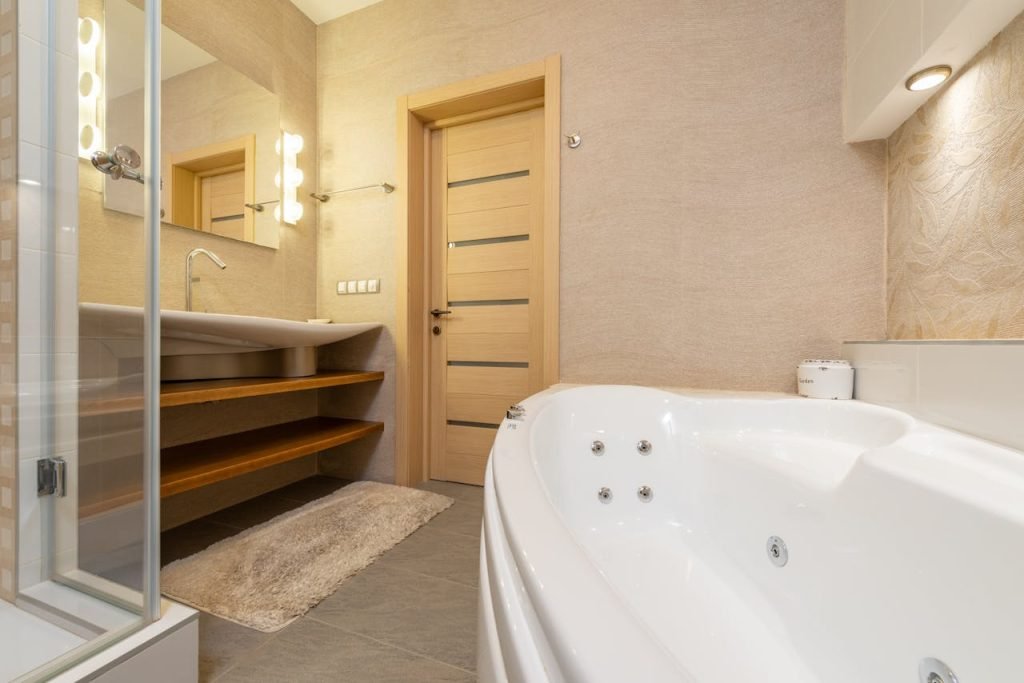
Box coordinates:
[394,55,561,486]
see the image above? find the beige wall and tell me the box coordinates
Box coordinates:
[887,11,1024,339]
[79,0,318,318]
[316,0,887,481]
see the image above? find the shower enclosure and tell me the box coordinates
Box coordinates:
[0,0,165,679]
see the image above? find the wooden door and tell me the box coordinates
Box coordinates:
[429,108,547,485]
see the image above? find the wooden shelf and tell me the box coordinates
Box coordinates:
[161,370,384,407]
[81,370,384,416]
[161,417,383,498]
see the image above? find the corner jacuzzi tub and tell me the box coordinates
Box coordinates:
[479,385,1024,683]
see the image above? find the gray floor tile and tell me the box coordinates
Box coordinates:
[217,618,473,683]
[374,524,480,587]
[161,520,238,567]
[197,613,273,682]
[416,480,483,505]
[427,499,483,538]
[205,494,305,530]
[274,476,352,503]
[310,564,478,673]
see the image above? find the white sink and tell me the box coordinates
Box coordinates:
[80,303,381,380]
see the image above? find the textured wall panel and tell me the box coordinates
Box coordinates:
[888,12,1024,339]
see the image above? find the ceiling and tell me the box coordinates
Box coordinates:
[290,0,384,25]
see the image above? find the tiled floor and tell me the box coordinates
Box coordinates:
[160,477,483,682]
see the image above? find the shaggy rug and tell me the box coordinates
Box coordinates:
[161,481,453,632]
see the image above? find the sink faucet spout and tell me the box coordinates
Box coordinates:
[186,248,227,312]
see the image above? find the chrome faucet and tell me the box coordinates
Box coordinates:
[185,248,227,312]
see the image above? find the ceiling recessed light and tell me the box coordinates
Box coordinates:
[905,65,953,92]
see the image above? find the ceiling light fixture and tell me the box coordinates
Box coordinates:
[905,65,953,92]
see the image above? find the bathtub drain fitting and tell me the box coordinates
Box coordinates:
[637,485,653,502]
[591,440,605,455]
[766,536,788,567]
[597,487,612,503]
[637,440,652,455]
[919,658,958,683]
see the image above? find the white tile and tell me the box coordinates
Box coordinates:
[17,0,46,45]
[16,351,42,461]
[53,352,78,454]
[917,343,1024,453]
[17,141,43,250]
[843,342,919,410]
[54,152,78,255]
[17,247,42,349]
[54,252,78,354]
[55,52,77,157]
[16,34,46,147]
[55,0,78,57]
[17,456,41,587]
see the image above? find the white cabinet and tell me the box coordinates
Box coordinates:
[844,0,1024,141]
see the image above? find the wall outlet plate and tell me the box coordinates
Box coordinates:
[336,281,347,295]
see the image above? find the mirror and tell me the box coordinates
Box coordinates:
[97,0,282,248]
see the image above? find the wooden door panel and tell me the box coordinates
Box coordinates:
[447,394,518,425]
[447,141,530,184]
[447,206,531,243]
[447,333,529,363]
[446,304,529,335]
[447,240,530,275]
[447,365,529,396]
[447,176,530,215]
[446,110,533,155]
[447,270,529,301]
[430,107,546,486]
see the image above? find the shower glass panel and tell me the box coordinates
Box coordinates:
[0,0,161,680]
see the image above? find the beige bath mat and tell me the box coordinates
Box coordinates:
[161,481,453,632]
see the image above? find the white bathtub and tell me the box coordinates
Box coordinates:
[478,384,1024,683]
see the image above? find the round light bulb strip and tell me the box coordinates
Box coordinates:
[277,131,305,225]
[77,17,103,159]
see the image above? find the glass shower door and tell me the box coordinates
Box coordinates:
[4,0,162,679]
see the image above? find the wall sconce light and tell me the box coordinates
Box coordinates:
[905,65,953,92]
[77,17,103,159]
[275,132,304,225]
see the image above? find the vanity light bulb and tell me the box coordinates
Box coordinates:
[275,138,282,155]
[284,133,304,155]
[290,168,304,187]
[78,17,101,49]
[274,205,281,222]
[284,201,303,224]
[274,172,281,189]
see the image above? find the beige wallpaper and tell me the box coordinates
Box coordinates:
[887,11,1024,339]
[316,0,887,481]
[79,0,318,319]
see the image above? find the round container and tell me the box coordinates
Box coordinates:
[796,359,854,400]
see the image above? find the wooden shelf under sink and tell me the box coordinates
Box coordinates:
[80,370,385,416]
[80,416,384,516]
[161,417,384,498]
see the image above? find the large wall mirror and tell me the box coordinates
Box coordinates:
[92,0,282,249]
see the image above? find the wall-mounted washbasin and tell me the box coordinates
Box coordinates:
[80,303,381,380]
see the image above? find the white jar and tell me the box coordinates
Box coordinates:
[797,359,854,400]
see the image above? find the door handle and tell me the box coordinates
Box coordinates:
[430,309,452,318]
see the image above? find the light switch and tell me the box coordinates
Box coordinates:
[347,280,358,293]
[357,280,367,293]
[368,278,379,293]
[336,281,347,295]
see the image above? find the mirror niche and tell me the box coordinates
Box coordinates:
[89,0,282,249]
